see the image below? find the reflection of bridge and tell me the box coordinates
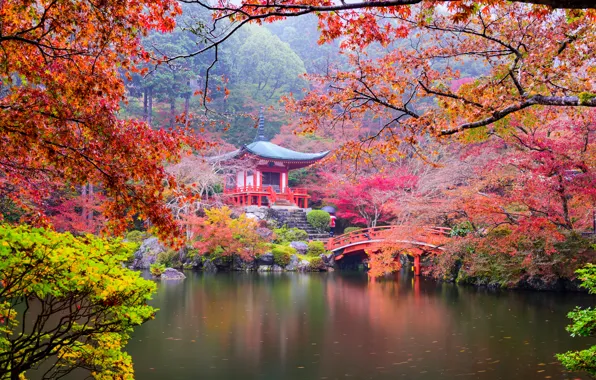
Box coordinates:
[326,226,451,275]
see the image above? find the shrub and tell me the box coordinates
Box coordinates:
[123,230,147,263]
[307,210,330,233]
[192,207,269,261]
[125,230,147,244]
[0,224,156,378]
[150,263,166,277]
[273,226,308,243]
[557,264,596,375]
[156,249,180,268]
[271,244,296,267]
[343,227,362,234]
[309,257,326,271]
[307,241,327,256]
[449,221,475,237]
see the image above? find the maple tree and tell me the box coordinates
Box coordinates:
[331,172,418,228]
[424,109,596,286]
[191,207,270,261]
[0,0,204,241]
[173,0,595,163]
[0,224,156,379]
[47,184,106,235]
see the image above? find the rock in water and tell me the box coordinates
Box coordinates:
[257,252,274,266]
[161,268,186,280]
[297,260,311,272]
[285,255,300,271]
[203,260,218,273]
[131,237,166,269]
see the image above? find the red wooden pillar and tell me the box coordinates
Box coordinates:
[258,195,262,207]
[414,255,421,276]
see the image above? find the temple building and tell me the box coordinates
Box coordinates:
[223,109,329,208]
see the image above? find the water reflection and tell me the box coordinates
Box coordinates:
[127,272,595,380]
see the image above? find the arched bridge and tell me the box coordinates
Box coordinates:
[326,226,451,275]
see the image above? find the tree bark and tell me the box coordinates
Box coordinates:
[148,87,153,126]
[170,97,176,129]
[143,88,148,121]
[87,183,94,228]
[81,184,88,223]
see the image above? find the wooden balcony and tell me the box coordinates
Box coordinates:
[224,186,310,208]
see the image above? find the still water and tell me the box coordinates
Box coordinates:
[127,272,595,380]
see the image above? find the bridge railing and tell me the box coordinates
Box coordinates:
[327,225,451,251]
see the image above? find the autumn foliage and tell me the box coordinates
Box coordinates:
[0,0,205,240]
[191,207,270,261]
[331,173,418,228]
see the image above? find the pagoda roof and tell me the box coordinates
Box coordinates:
[243,141,329,162]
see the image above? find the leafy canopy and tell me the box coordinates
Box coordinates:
[557,264,596,376]
[0,224,157,379]
[0,0,202,241]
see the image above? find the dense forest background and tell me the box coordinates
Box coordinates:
[121,6,488,149]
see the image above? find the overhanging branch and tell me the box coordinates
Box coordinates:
[440,95,596,136]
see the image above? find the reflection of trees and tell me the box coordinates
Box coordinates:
[130,273,593,379]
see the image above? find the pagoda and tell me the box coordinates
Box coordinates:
[223,109,329,208]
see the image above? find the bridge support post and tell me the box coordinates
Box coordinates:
[414,255,421,276]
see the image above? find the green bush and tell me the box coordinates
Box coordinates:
[125,230,148,244]
[271,244,297,267]
[123,230,148,263]
[307,210,330,233]
[150,263,166,277]
[273,226,308,243]
[0,224,157,378]
[309,257,326,271]
[557,264,596,375]
[343,227,362,234]
[156,249,179,267]
[307,241,327,256]
[449,222,474,237]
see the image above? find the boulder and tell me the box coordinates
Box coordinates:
[203,259,218,273]
[321,253,336,268]
[256,227,273,239]
[131,237,166,269]
[257,252,274,266]
[245,206,267,220]
[285,255,300,271]
[290,241,309,255]
[161,268,186,280]
[272,264,284,272]
[232,255,255,271]
[212,256,232,270]
[257,265,272,272]
[297,260,311,272]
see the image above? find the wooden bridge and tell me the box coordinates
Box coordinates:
[326,226,451,275]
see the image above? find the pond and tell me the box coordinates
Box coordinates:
[127,272,595,380]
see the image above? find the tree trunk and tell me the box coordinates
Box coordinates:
[184,95,190,126]
[148,87,153,126]
[143,88,148,121]
[170,97,176,129]
[81,184,88,223]
[87,183,94,228]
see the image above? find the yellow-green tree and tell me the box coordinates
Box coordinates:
[557,264,596,376]
[0,225,156,379]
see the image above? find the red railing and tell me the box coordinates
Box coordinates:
[223,185,310,207]
[224,185,270,194]
[327,225,451,251]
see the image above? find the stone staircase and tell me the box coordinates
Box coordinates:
[269,209,329,241]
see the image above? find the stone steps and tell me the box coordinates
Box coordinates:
[269,209,328,240]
